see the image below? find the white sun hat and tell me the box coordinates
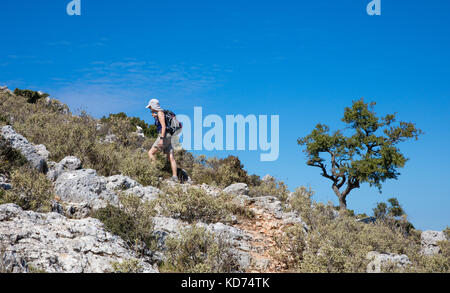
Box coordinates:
[146,99,162,111]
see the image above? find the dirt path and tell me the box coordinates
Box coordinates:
[234,202,289,273]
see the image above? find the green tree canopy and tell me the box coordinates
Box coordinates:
[298,99,423,210]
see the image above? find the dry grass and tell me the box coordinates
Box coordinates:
[160,225,240,273]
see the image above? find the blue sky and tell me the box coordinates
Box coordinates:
[1,0,449,230]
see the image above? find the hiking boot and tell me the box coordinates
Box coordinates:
[170,176,179,183]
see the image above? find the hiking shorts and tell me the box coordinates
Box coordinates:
[152,133,174,155]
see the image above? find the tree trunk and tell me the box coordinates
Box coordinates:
[338,196,347,210]
[332,184,347,210]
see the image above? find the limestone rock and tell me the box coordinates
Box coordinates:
[0,204,158,273]
[102,134,118,144]
[366,251,411,273]
[52,201,92,219]
[44,97,70,115]
[1,126,49,173]
[199,183,222,197]
[251,196,286,219]
[198,222,253,270]
[251,196,308,231]
[223,183,249,196]
[0,86,13,95]
[105,175,141,191]
[232,194,252,208]
[1,251,28,273]
[421,230,447,256]
[125,185,161,202]
[47,156,82,181]
[262,174,275,182]
[54,169,118,210]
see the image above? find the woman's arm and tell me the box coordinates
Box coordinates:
[158,111,166,138]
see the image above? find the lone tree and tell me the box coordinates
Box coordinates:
[298,99,423,210]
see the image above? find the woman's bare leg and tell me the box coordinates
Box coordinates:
[167,152,178,178]
[148,147,159,162]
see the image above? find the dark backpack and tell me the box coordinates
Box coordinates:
[163,110,182,135]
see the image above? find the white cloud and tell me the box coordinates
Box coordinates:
[50,59,222,117]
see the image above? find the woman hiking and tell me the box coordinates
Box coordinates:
[146,98,179,183]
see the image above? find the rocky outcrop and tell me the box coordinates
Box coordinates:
[223,183,249,196]
[44,97,70,115]
[47,156,83,181]
[53,165,161,212]
[421,230,447,256]
[106,175,141,191]
[199,183,222,197]
[125,185,161,202]
[1,250,28,273]
[52,201,92,219]
[1,126,49,173]
[250,196,307,230]
[198,222,254,270]
[101,134,118,144]
[366,251,411,273]
[54,169,119,210]
[0,204,158,273]
[262,174,275,183]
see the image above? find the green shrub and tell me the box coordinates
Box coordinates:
[0,167,54,212]
[0,113,8,126]
[372,198,415,235]
[93,193,157,256]
[101,112,158,139]
[120,150,165,187]
[215,156,250,187]
[288,186,315,225]
[27,265,47,274]
[160,226,240,273]
[191,155,251,187]
[249,176,289,202]
[272,224,307,271]
[191,155,218,185]
[248,174,262,187]
[110,259,143,273]
[13,110,99,164]
[93,205,135,241]
[174,149,195,175]
[14,88,49,104]
[0,137,27,176]
[157,186,251,224]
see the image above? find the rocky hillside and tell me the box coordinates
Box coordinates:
[1,86,449,273]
